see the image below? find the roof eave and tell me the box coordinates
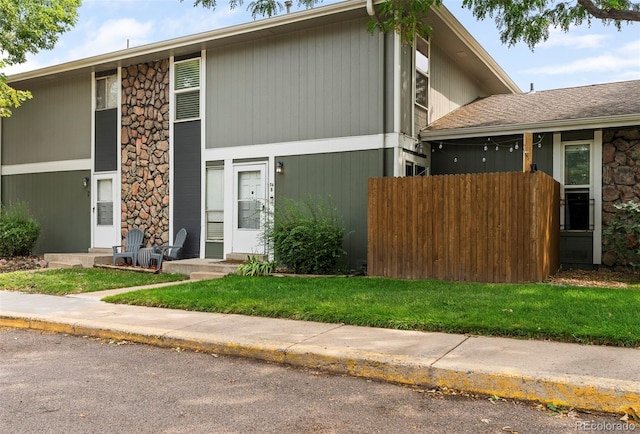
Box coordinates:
[430,6,521,95]
[420,114,640,141]
[8,0,367,83]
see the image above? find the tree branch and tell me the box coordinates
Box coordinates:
[576,0,640,21]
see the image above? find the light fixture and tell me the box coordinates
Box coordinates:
[83,177,89,188]
[276,161,284,174]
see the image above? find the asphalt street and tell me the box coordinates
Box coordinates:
[0,328,625,434]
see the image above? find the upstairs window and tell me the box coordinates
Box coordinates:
[413,37,429,136]
[415,39,429,110]
[174,58,201,121]
[96,74,118,110]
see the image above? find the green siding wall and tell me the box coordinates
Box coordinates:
[206,17,383,148]
[275,150,385,270]
[532,133,554,176]
[430,135,524,175]
[2,74,91,165]
[1,171,91,254]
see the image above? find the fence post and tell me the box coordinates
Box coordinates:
[523,132,533,172]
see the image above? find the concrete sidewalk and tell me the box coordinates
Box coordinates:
[1,288,638,416]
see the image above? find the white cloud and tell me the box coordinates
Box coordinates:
[65,18,155,60]
[521,38,640,76]
[539,28,610,49]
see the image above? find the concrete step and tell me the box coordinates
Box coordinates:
[88,247,113,254]
[190,272,227,281]
[48,261,83,269]
[44,253,113,268]
[226,252,267,262]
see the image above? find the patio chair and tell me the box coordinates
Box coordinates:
[112,228,144,267]
[149,228,187,270]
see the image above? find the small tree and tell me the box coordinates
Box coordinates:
[265,196,346,274]
[603,201,640,269]
[0,202,41,257]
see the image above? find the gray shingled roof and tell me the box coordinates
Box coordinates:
[425,80,640,132]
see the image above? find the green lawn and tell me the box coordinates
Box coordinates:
[0,268,187,295]
[104,275,640,347]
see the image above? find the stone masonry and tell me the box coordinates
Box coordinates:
[120,60,170,246]
[601,126,640,266]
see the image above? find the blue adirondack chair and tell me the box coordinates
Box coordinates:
[149,228,187,270]
[112,228,144,266]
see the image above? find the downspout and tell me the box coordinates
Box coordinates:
[366,0,375,17]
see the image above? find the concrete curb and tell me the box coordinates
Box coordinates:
[2,312,638,416]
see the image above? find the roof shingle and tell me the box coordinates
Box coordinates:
[425,80,640,132]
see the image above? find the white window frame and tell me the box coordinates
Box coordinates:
[206,166,224,242]
[561,140,594,231]
[414,37,430,113]
[95,74,118,111]
[173,57,202,122]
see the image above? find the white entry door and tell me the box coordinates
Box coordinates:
[93,173,119,248]
[232,164,267,254]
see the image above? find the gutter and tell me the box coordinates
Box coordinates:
[420,114,640,141]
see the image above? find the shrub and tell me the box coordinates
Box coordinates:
[237,255,277,276]
[266,196,346,274]
[603,201,640,268]
[0,202,40,257]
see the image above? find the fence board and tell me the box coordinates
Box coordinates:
[367,171,560,283]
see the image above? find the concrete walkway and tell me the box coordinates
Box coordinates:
[1,287,638,416]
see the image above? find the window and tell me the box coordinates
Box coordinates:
[206,167,224,241]
[174,58,201,121]
[96,74,118,110]
[96,179,113,225]
[562,143,592,230]
[405,161,426,176]
[415,39,429,109]
[413,38,429,136]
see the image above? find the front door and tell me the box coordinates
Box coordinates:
[232,163,267,254]
[92,173,119,248]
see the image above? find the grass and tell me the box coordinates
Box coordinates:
[0,268,187,295]
[104,275,640,347]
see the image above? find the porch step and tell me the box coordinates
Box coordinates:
[48,261,83,269]
[190,271,227,281]
[44,253,113,269]
[88,247,113,254]
[226,252,267,262]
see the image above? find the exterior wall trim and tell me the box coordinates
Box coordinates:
[203,133,398,162]
[2,159,92,175]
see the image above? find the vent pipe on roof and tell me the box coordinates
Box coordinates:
[529,83,535,93]
[285,0,292,13]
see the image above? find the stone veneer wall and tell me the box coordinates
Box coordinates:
[601,126,640,266]
[120,60,170,246]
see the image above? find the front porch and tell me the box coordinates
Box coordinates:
[43,253,245,280]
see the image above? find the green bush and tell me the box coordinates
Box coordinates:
[0,202,40,257]
[603,201,640,268]
[237,255,277,276]
[266,196,346,274]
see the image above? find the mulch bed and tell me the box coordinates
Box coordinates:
[0,256,47,274]
[546,268,640,288]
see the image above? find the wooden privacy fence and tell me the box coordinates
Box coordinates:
[368,171,560,283]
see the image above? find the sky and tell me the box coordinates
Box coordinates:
[4,0,640,92]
